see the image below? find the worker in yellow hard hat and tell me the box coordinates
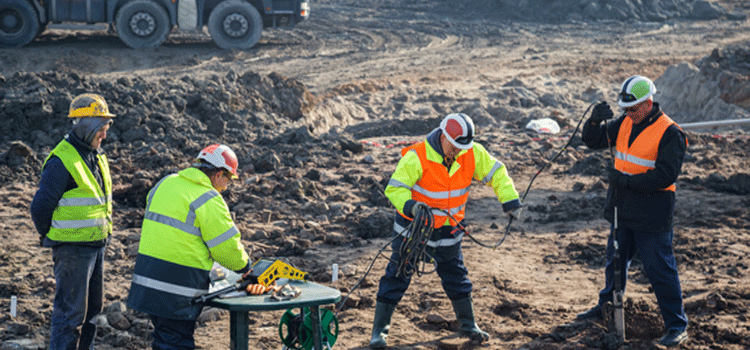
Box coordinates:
[30,93,116,350]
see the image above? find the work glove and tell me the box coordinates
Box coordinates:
[606,167,629,189]
[507,206,523,221]
[590,102,614,126]
[410,202,430,217]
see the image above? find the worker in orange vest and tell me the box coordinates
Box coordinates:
[577,75,689,348]
[370,113,522,348]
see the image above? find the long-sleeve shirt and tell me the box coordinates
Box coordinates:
[581,103,687,232]
[30,133,107,247]
[386,128,521,223]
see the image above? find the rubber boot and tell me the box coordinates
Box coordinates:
[451,297,489,342]
[369,302,396,349]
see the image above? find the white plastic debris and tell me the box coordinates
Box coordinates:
[332,263,339,283]
[525,118,560,134]
[10,295,17,317]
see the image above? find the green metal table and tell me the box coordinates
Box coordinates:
[205,279,341,350]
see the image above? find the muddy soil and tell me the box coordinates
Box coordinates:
[1,0,749,349]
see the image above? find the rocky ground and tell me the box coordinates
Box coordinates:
[1,0,750,349]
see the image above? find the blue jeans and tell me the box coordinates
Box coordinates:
[149,315,199,350]
[598,227,688,331]
[50,244,105,350]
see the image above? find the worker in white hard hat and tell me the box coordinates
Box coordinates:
[127,144,255,350]
[370,113,522,348]
[578,75,689,348]
[30,93,116,350]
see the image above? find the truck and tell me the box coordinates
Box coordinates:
[0,0,309,49]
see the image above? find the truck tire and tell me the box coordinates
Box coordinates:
[208,0,263,50]
[0,0,40,48]
[115,0,170,49]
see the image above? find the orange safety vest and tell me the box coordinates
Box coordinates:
[615,113,687,192]
[399,142,475,228]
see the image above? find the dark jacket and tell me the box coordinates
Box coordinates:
[581,103,687,232]
[30,133,108,247]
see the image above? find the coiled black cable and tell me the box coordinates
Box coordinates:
[337,103,599,314]
[335,205,436,315]
[394,204,435,279]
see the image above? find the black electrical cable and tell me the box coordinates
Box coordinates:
[334,205,435,315]
[395,204,435,279]
[461,101,599,249]
[336,102,600,314]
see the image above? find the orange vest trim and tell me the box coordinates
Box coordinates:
[615,113,686,192]
[399,142,475,228]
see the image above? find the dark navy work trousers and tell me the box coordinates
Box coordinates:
[376,226,472,305]
[598,226,688,331]
[149,315,199,350]
[50,244,105,350]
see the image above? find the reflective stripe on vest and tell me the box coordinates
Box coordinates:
[131,274,205,298]
[128,253,211,320]
[615,113,684,192]
[393,221,464,247]
[400,142,475,228]
[482,161,503,184]
[142,175,220,240]
[44,140,112,242]
[129,170,235,320]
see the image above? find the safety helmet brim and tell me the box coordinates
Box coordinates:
[446,136,473,150]
[68,93,116,118]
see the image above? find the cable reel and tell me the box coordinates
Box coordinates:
[279,307,338,350]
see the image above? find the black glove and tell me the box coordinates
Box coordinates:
[606,167,629,189]
[590,102,614,125]
[410,202,430,217]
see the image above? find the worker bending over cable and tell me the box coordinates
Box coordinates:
[370,113,522,349]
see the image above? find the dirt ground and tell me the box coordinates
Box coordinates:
[1,0,750,349]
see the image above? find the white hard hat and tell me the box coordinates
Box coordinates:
[618,75,656,108]
[440,113,475,150]
[196,144,239,179]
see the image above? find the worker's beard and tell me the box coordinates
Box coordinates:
[444,156,455,168]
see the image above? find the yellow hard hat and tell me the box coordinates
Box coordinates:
[68,93,116,118]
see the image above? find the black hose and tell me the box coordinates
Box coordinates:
[395,204,435,279]
[336,102,600,313]
[335,206,435,315]
[463,101,599,249]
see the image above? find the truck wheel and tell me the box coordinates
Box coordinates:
[115,0,170,49]
[208,0,263,50]
[0,0,40,48]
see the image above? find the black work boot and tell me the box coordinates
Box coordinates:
[575,304,603,321]
[451,297,489,342]
[658,328,688,347]
[370,302,396,349]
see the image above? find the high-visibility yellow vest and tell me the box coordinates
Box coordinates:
[128,168,249,320]
[44,139,112,242]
